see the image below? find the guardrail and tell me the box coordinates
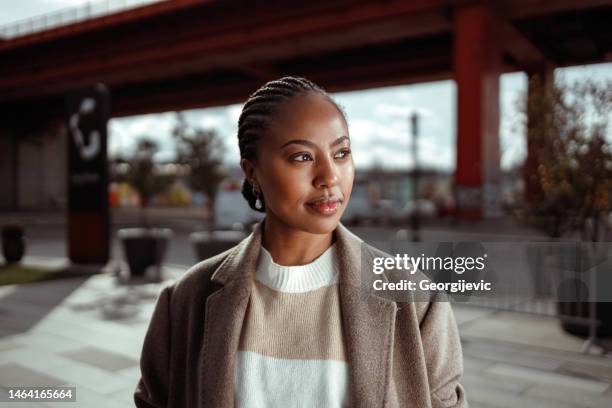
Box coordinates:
[0,0,165,39]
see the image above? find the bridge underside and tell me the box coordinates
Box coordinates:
[0,0,611,220]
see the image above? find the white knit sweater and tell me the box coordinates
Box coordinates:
[234,243,349,407]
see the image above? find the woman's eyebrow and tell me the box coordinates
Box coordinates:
[281,136,350,149]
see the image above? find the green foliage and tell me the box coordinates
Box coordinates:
[172,112,226,208]
[111,137,174,227]
[121,138,174,208]
[520,76,612,239]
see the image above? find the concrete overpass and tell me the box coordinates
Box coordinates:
[1,0,611,217]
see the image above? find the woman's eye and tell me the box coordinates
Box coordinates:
[291,153,313,162]
[334,149,351,159]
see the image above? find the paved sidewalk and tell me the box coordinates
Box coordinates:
[456,306,612,408]
[0,258,183,407]
[0,257,611,407]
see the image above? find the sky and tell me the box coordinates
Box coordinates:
[2,1,612,171]
[108,64,612,171]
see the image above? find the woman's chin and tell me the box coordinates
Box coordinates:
[268,207,344,235]
[299,209,344,234]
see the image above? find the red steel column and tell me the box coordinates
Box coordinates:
[453,3,502,219]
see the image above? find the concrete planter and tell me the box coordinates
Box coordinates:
[117,228,173,278]
[552,242,612,338]
[1,224,26,264]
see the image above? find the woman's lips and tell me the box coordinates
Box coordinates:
[306,198,342,216]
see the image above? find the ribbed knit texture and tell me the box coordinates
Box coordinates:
[234,243,349,407]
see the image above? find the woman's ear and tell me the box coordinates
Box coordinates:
[240,158,258,188]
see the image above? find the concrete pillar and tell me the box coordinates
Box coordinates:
[13,120,67,210]
[453,3,502,219]
[42,121,68,209]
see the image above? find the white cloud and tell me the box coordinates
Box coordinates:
[500,72,527,169]
[0,0,164,26]
[109,112,176,161]
[374,104,434,120]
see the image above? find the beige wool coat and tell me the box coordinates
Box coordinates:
[134,220,468,407]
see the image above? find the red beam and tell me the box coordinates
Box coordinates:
[0,0,452,99]
[453,3,502,219]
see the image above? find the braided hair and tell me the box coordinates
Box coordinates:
[238,76,346,212]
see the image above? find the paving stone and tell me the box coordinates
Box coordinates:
[524,383,612,408]
[115,365,141,383]
[61,346,138,372]
[463,369,533,394]
[0,337,23,352]
[0,363,65,388]
[466,382,587,408]
[0,386,47,407]
[460,311,587,353]
[463,355,495,373]
[486,363,610,393]
[452,304,497,326]
[558,360,612,383]
[106,385,138,407]
[463,339,563,372]
[0,347,73,371]
[45,361,132,395]
[39,384,129,408]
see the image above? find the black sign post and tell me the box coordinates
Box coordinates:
[66,84,110,264]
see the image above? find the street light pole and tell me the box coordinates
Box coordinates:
[410,112,420,242]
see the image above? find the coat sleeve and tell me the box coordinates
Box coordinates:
[134,285,173,408]
[420,293,468,408]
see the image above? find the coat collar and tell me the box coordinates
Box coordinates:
[201,219,397,408]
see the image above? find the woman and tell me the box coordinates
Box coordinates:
[134,77,467,408]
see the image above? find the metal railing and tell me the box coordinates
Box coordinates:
[0,0,166,39]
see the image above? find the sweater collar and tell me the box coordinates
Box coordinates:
[210,217,367,289]
[256,243,338,293]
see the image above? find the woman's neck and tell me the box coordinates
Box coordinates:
[261,217,334,266]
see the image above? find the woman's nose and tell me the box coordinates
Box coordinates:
[314,158,339,188]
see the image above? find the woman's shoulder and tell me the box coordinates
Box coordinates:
[164,246,236,301]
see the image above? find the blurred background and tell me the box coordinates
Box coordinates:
[1,0,612,407]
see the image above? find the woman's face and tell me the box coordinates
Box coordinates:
[242,91,354,235]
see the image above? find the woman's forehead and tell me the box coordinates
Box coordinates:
[267,93,348,145]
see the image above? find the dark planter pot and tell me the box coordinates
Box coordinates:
[553,242,612,338]
[2,226,26,264]
[118,228,173,277]
[557,302,612,338]
[190,230,246,261]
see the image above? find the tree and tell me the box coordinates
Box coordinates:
[519,76,612,240]
[173,112,226,227]
[117,137,174,227]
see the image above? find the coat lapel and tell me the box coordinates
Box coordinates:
[335,223,397,408]
[200,223,262,408]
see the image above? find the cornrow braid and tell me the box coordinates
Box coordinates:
[238,76,345,212]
